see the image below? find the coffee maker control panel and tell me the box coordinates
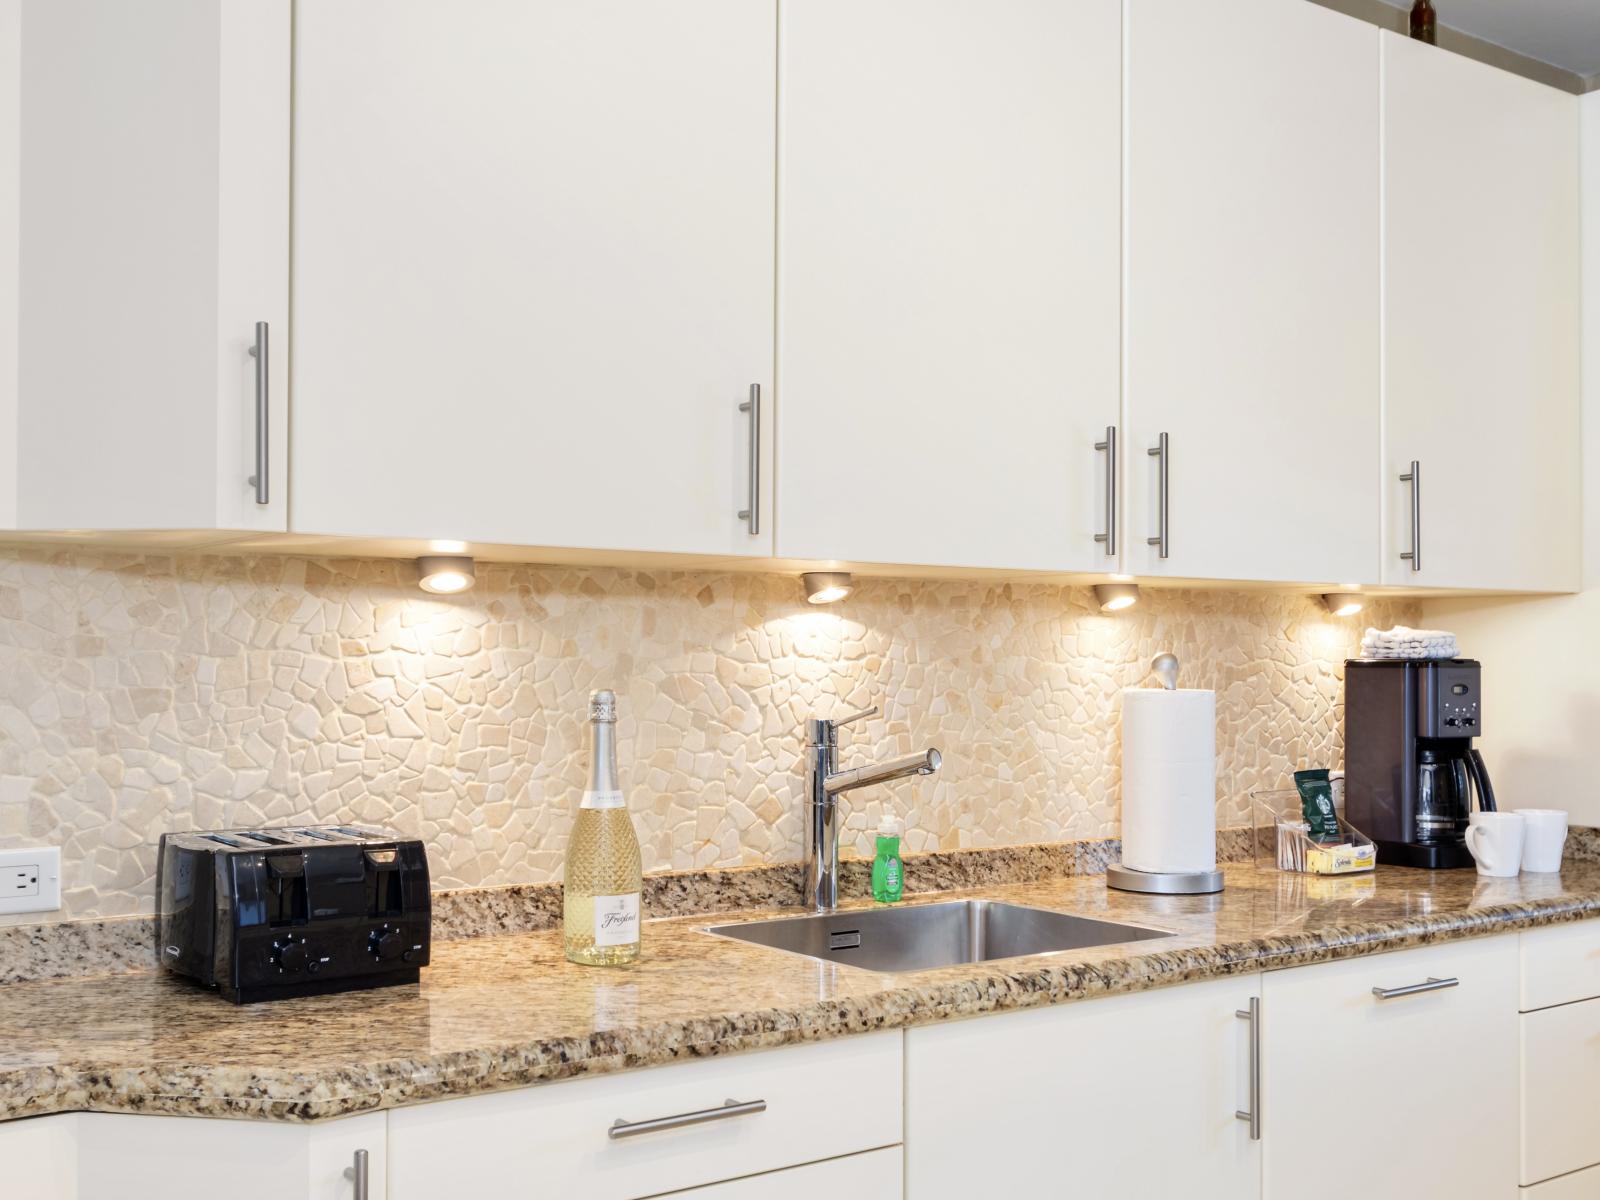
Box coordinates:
[1419,662,1481,738]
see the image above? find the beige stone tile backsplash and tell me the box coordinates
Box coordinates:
[0,551,1419,923]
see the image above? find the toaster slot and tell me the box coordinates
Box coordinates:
[366,849,405,916]
[242,831,291,845]
[264,853,308,926]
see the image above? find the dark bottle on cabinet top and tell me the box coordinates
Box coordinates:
[1409,0,1437,45]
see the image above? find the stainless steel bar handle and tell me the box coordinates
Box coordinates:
[1399,460,1420,571]
[737,384,760,535]
[1094,425,1117,556]
[1147,431,1169,559]
[609,1098,767,1140]
[1372,976,1458,1001]
[342,1148,369,1199]
[247,321,269,505]
[1235,998,1261,1141]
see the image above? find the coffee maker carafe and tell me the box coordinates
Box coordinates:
[1344,658,1497,869]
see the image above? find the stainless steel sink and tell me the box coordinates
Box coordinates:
[703,899,1170,973]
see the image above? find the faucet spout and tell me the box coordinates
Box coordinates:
[825,747,942,796]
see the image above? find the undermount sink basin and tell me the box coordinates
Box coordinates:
[703,899,1171,973]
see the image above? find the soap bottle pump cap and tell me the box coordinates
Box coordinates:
[878,816,903,838]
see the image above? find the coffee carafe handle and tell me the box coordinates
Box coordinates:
[1467,748,1497,813]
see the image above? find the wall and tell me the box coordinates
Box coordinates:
[1420,90,1600,828]
[0,549,1417,924]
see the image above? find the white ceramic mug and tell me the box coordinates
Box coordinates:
[1515,808,1569,873]
[1464,811,1526,878]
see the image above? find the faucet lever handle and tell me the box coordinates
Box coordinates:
[832,705,878,730]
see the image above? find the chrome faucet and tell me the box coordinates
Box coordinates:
[803,706,941,912]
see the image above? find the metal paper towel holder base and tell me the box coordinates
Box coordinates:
[1105,863,1224,895]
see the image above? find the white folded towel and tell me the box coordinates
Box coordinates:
[1360,625,1458,661]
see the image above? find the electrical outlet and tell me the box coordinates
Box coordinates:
[0,847,60,915]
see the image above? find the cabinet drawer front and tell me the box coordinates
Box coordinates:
[1524,1162,1600,1198]
[669,1147,901,1199]
[1522,922,1600,1012]
[388,1033,902,1200]
[1263,935,1519,1200]
[1522,1000,1600,1185]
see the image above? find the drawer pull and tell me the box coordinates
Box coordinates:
[1235,998,1261,1141]
[609,1097,768,1140]
[1372,976,1458,1000]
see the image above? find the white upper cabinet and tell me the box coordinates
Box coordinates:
[775,0,1121,571]
[1382,35,1581,592]
[5,0,290,534]
[1124,0,1380,585]
[291,0,776,558]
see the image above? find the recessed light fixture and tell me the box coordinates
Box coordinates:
[802,571,853,605]
[1321,591,1364,618]
[417,555,476,594]
[1093,583,1140,612]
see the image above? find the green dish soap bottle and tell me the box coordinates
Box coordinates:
[871,816,904,903]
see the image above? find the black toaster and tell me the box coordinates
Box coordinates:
[156,825,431,1003]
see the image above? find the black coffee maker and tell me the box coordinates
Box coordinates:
[1344,658,1497,869]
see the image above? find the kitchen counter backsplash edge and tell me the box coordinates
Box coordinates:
[0,827,1231,984]
[6,826,1594,985]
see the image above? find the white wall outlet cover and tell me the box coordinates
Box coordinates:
[0,846,61,915]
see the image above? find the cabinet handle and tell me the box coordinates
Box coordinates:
[1146,432,1169,559]
[1235,998,1260,1141]
[1094,425,1117,556]
[737,384,760,535]
[609,1097,767,1140]
[246,321,269,505]
[342,1148,369,1199]
[1399,460,1420,571]
[1372,975,1457,1000]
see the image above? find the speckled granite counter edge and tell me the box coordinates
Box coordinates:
[9,888,1600,1124]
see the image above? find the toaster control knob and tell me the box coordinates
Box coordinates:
[370,930,404,962]
[274,939,308,973]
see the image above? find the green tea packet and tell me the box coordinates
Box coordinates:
[1294,768,1342,845]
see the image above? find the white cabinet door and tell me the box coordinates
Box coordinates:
[668,1147,901,1199]
[1383,34,1581,592]
[0,1112,77,1199]
[292,0,775,558]
[1521,999,1600,1186]
[74,1111,386,1200]
[9,0,289,534]
[776,0,1120,571]
[906,975,1261,1199]
[1262,937,1518,1200]
[1124,0,1379,585]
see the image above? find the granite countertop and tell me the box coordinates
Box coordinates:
[5,860,1600,1124]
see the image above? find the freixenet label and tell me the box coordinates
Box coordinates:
[593,893,641,947]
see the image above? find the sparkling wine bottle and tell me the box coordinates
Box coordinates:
[563,690,642,966]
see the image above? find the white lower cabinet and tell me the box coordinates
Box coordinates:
[387,1032,902,1199]
[1261,936,1520,1200]
[1522,1000,1600,1187]
[0,1110,384,1200]
[1520,922,1600,1188]
[666,1147,901,1199]
[905,974,1262,1198]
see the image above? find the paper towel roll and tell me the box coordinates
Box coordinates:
[1121,688,1217,873]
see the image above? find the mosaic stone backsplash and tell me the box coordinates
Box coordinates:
[0,550,1418,924]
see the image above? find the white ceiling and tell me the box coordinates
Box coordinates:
[1382,0,1600,77]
